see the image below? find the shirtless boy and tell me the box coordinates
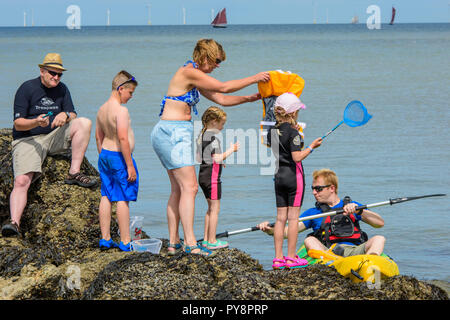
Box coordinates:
[95,70,138,251]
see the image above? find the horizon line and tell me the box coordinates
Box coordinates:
[1,21,449,28]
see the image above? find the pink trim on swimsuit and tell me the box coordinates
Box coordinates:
[211,161,220,200]
[293,162,304,207]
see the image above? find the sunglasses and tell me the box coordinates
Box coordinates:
[46,69,63,78]
[116,77,136,91]
[215,58,222,64]
[311,185,331,192]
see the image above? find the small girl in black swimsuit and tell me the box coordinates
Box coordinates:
[197,106,240,250]
[268,93,322,269]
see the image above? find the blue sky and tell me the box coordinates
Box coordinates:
[1,0,449,26]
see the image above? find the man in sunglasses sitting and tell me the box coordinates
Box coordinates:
[2,53,96,237]
[258,168,386,257]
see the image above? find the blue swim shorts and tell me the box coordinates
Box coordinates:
[98,149,139,202]
[151,120,194,170]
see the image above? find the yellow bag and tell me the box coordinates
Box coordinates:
[331,254,399,284]
[307,245,400,284]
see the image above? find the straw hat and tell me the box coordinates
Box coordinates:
[38,53,67,71]
[274,92,306,114]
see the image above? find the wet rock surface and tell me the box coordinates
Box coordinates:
[0,128,448,300]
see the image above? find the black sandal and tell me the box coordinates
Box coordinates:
[64,172,97,188]
[1,220,20,237]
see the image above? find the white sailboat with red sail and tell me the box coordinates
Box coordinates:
[389,7,396,25]
[211,8,227,28]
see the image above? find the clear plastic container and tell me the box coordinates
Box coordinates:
[131,238,162,254]
[130,216,144,240]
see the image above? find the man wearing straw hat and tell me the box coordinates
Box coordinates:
[1,53,96,237]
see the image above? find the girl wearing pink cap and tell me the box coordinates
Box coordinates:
[267,92,322,269]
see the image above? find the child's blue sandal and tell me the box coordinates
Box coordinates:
[201,240,208,247]
[99,238,119,251]
[184,244,215,257]
[119,241,131,252]
[168,242,183,256]
[206,239,229,250]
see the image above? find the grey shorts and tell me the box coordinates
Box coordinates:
[12,123,73,182]
[340,243,367,257]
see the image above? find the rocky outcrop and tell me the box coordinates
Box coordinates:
[0,129,448,300]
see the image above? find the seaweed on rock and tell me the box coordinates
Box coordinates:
[0,129,447,300]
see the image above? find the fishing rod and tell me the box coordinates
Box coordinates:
[197,193,446,243]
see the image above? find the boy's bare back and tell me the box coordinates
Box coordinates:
[96,97,135,152]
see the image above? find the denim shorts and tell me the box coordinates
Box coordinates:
[151,120,194,170]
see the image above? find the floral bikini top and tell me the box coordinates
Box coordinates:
[159,60,200,117]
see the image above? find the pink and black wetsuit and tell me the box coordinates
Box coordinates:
[268,122,305,208]
[198,131,222,200]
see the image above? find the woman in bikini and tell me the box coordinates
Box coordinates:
[151,38,269,256]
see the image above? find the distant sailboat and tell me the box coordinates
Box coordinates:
[389,7,396,25]
[211,8,227,28]
[351,15,359,24]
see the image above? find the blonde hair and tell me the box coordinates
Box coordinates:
[192,39,226,66]
[197,106,227,146]
[274,106,298,128]
[112,70,138,91]
[312,168,339,193]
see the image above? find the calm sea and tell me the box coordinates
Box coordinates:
[0,24,449,283]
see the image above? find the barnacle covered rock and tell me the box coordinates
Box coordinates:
[0,129,447,300]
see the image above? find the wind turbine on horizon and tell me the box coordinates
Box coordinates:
[146,4,152,25]
[312,0,317,24]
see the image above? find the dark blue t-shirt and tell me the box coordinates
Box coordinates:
[301,199,363,245]
[13,77,76,140]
